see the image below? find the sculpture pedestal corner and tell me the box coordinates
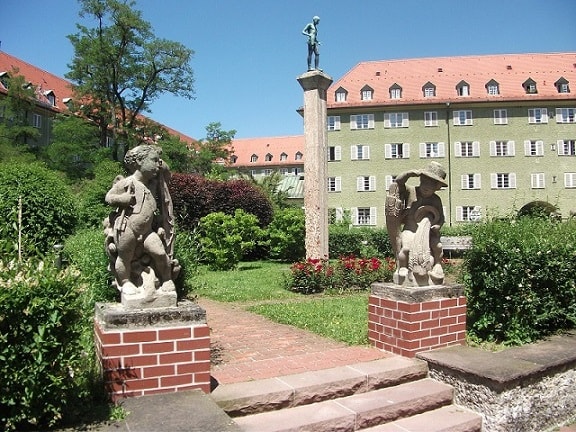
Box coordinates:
[94,300,211,401]
[368,282,467,358]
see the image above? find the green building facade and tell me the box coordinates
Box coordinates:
[324,53,576,227]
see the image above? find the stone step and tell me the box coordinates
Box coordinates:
[232,378,454,432]
[363,405,482,432]
[211,357,429,417]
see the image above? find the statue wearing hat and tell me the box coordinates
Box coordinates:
[385,162,448,287]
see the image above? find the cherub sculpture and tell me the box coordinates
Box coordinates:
[104,144,179,305]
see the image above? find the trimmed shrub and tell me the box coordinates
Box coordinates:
[329,226,363,258]
[329,226,392,259]
[267,207,305,262]
[0,260,91,430]
[199,209,266,270]
[364,228,393,258]
[0,162,77,258]
[463,218,576,345]
[170,175,274,231]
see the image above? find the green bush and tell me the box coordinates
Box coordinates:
[364,228,393,258]
[329,226,392,259]
[0,162,77,258]
[64,228,116,306]
[199,210,266,270]
[173,228,203,299]
[0,260,92,430]
[76,159,124,229]
[329,226,363,258]
[463,218,576,345]
[267,207,305,261]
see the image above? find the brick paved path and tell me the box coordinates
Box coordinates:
[198,298,391,385]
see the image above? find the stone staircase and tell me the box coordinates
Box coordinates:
[211,356,482,432]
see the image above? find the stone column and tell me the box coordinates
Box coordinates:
[297,70,333,260]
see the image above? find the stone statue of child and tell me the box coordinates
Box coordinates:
[302,16,320,71]
[104,144,178,299]
[385,162,447,287]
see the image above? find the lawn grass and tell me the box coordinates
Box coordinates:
[248,294,370,345]
[193,260,371,346]
[192,261,300,302]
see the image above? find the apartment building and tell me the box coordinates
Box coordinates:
[0,51,195,149]
[324,53,576,226]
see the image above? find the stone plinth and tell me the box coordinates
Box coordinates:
[297,70,333,260]
[368,283,466,358]
[94,300,210,401]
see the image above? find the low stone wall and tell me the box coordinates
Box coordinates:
[417,332,576,432]
[95,300,211,401]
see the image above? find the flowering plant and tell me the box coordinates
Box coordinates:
[333,255,395,292]
[286,255,394,294]
[287,258,333,294]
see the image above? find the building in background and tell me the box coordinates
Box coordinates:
[324,52,576,226]
[229,135,305,202]
[0,51,195,149]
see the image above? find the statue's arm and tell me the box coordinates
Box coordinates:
[105,179,134,208]
[395,169,420,186]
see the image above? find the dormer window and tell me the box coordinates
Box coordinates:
[555,77,570,94]
[523,78,538,94]
[44,90,56,106]
[230,155,238,164]
[361,85,373,101]
[0,72,9,89]
[280,152,288,161]
[389,83,402,99]
[422,82,436,97]
[295,151,303,160]
[250,154,258,163]
[486,79,500,95]
[335,87,348,102]
[456,80,470,96]
[265,153,273,162]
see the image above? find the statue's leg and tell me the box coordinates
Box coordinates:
[144,233,175,292]
[115,232,138,294]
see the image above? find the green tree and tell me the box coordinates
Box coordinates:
[156,132,193,173]
[42,114,111,179]
[191,122,235,177]
[66,0,195,160]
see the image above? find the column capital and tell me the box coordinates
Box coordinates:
[297,70,333,91]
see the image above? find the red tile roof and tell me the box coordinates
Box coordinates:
[328,52,576,108]
[0,50,196,145]
[0,51,74,113]
[230,135,304,167]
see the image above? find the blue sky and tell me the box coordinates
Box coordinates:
[2,0,575,140]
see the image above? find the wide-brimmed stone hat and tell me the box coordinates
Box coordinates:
[421,161,448,187]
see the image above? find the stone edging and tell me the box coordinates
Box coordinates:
[417,332,576,431]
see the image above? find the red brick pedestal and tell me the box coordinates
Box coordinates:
[368,283,466,358]
[94,301,211,401]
